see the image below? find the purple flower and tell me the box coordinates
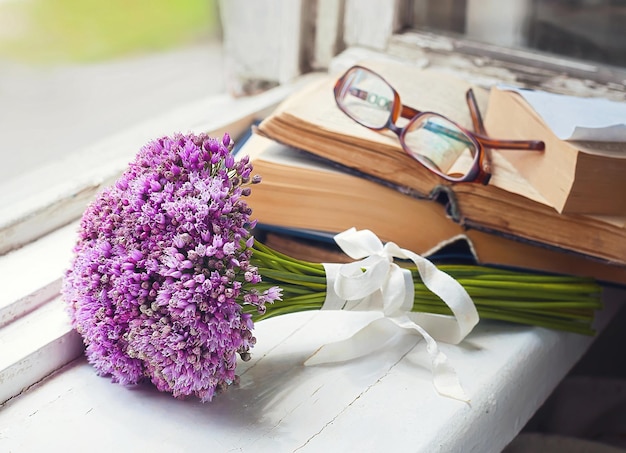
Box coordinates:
[62,132,281,402]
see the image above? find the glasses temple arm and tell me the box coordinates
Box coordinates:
[465,88,493,180]
[474,134,545,150]
[466,89,487,135]
[465,89,545,151]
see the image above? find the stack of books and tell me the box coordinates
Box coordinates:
[238,58,626,285]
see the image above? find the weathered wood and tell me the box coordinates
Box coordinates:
[219,0,308,94]
[343,0,410,51]
[387,30,626,100]
[312,0,346,69]
[0,221,85,405]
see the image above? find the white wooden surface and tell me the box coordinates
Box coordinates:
[0,223,82,404]
[312,0,345,69]
[343,0,408,51]
[219,0,306,94]
[0,288,623,452]
[217,0,407,90]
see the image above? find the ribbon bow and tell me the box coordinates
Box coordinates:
[305,228,480,401]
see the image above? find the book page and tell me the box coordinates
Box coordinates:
[246,133,338,174]
[488,151,549,205]
[497,85,626,142]
[279,76,398,148]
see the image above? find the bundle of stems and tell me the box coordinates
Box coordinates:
[246,241,602,336]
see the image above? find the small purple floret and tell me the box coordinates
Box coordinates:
[62,132,280,402]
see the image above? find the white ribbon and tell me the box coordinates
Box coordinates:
[305,228,480,401]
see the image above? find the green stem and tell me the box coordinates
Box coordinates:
[248,242,602,335]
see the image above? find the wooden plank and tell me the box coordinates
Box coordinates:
[0,297,83,405]
[387,30,626,100]
[219,0,307,94]
[343,0,410,51]
[0,222,83,404]
[0,223,76,328]
[312,0,346,69]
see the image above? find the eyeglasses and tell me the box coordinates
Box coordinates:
[334,65,545,184]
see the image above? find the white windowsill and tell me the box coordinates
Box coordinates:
[0,222,83,404]
[0,288,623,452]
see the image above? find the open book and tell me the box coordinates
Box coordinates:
[244,134,626,285]
[486,86,626,215]
[256,59,626,268]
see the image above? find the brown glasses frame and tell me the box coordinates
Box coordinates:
[334,65,545,184]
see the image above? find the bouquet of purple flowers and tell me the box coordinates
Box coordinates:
[63,132,283,402]
[63,132,601,402]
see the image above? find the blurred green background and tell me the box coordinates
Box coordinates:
[0,0,219,64]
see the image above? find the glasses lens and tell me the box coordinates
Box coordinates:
[336,68,394,129]
[402,114,478,179]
